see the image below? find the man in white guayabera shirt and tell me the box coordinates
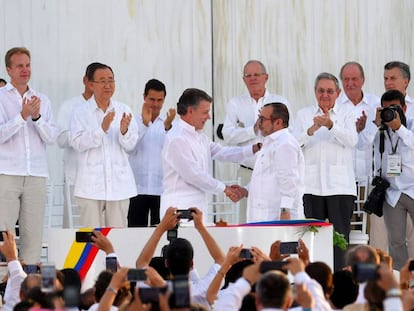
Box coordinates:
[161,88,261,222]
[0,47,58,265]
[71,62,138,228]
[233,102,305,223]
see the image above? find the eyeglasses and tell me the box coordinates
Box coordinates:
[243,73,266,79]
[258,116,272,123]
[92,80,115,86]
[316,88,336,95]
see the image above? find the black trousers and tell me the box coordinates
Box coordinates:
[303,194,355,271]
[128,195,160,227]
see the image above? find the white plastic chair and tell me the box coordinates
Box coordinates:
[63,181,81,228]
[349,180,370,245]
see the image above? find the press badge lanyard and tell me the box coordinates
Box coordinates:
[385,128,402,177]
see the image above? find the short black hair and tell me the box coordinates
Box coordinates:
[94,270,113,302]
[222,259,254,289]
[176,88,212,116]
[381,89,406,108]
[85,62,113,81]
[144,79,166,97]
[256,271,290,308]
[330,270,359,309]
[166,238,194,276]
[263,102,290,127]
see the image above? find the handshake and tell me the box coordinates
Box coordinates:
[224,185,248,202]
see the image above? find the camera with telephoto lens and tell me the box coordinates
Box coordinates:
[363,176,390,217]
[380,105,406,127]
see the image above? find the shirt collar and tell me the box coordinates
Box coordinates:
[405,94,414,105]
[337,90,370,107]
[89,95,114,112]
[264,127,288,144]
[5,82,35,96]
[247,89,270,102]
[313,102,339,115]
[178,118,198,133]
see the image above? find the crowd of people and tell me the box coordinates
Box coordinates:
[1,45,414,309]
[1,208,414,310]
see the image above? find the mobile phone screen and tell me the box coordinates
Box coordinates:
[279,242,299,254]
[172,276,190,308]
[106,257,118,272]
[353,263,378,282]
[139,287,167,304]
[239,248,253,259]
[24,264,39,274]
[41,264,56,293]
[259,261,288,274]
[177,209,192,219]
[127,269,147,281]
[75,231,94,243]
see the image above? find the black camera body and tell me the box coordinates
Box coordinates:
[363,176,390,217]
[380,105,406,127]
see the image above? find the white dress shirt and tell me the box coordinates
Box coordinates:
[404,94,414,118]
[247,128,305,222]
[3,260,27,311]
[213,271,330,311]
[357,117,414,207]
[0,83,58,177]
[293,103,358,196]
[71,96,138,201]
[129,115,167,195]
[222,90,291,168]
[190,263,220,310]
[161,118,253,219]
[57,95,87,183]
[337,91,380,182]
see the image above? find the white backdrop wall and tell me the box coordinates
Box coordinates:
[1,0,414,185]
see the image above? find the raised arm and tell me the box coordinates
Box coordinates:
[206,245,243,305]
[135,207,179,268]
[191,207,225,265]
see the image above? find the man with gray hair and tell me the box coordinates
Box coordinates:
[161,88,261,222]
[222,60,291,223]
[384,61,413,117]
[294,72,358,271]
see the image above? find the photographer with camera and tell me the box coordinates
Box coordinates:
[135,207,225,309]
[357,89,414,271]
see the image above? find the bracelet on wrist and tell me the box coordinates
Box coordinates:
[32,114,41,122]
[106,286,118,295]
[386,287,402,298]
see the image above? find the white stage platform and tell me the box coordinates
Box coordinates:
[47,222,333,290]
